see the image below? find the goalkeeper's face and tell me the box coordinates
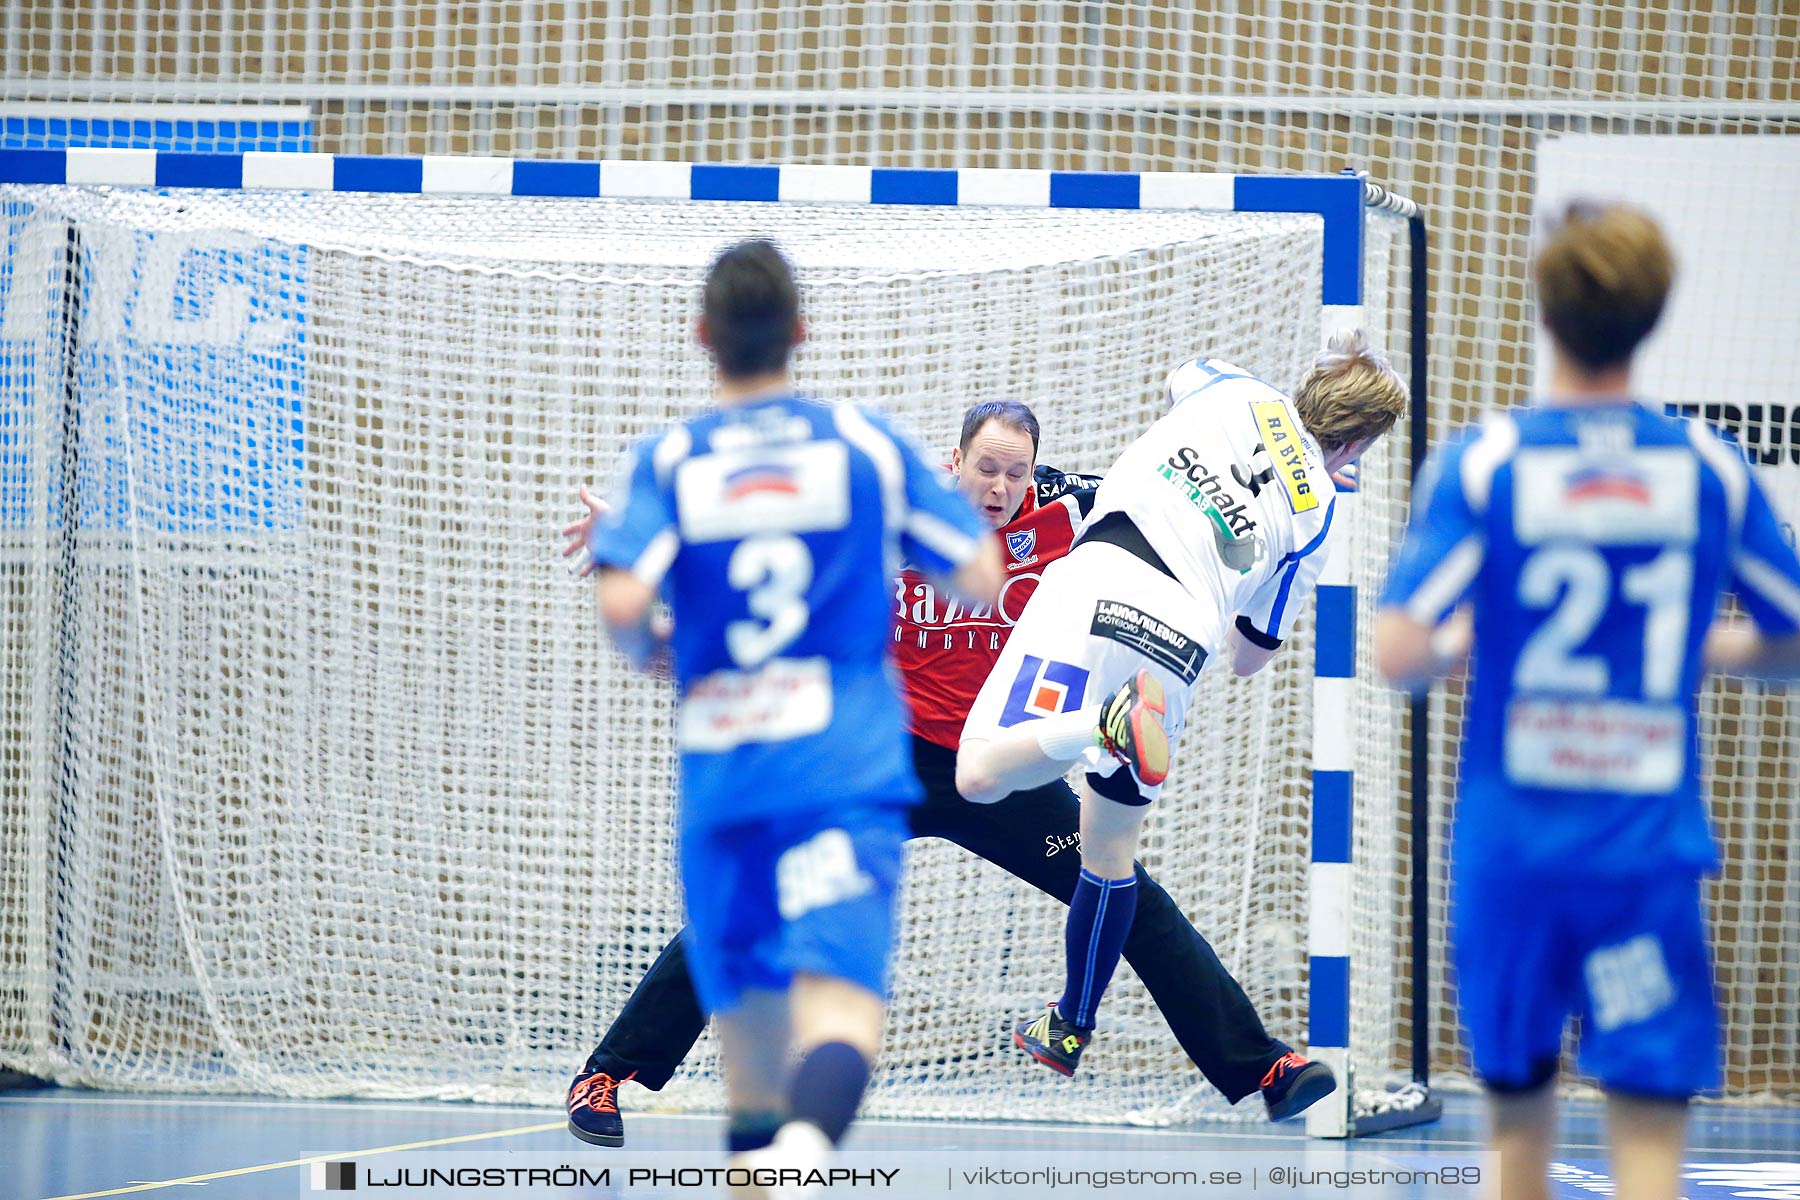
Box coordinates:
[952,419,1037,529]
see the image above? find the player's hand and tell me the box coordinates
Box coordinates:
[1331,463,1359,492]
[1704,619,1800,678]
[1430,608,1474,676]
[562,484,609,577]
[1704,620,1761,676]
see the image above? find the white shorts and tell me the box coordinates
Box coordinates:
[960,542,1212,804]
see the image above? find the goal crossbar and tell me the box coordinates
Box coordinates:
[0,149,1399,302]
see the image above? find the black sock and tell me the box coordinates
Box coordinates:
[727,1112,784,1153]
[787,1042,871,1146]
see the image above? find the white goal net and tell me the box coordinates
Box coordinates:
[7,1,1799,1110]
[0,181,1412,1120]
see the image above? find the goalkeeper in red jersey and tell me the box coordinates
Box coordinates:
[561,400,1334,1146]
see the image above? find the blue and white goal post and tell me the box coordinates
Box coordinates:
[0,150,1434,1135]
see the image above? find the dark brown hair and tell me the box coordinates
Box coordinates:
[1534,201,1674,372]
[958,401,1040,457]
[702,239,800,378]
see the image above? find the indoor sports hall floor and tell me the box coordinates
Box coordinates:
[7,1086,1798,1200]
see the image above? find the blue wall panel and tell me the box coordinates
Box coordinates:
[1,113,313,535]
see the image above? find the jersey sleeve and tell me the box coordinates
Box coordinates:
[1380,434,1486,625]
[1729,473,1800,637]
[1163,361,1194,410]
[888,420,990,578]
[587,437,680,589]
[1163,357,1247,413]
[1238,498,1337,646]
[1032,464,1103,517]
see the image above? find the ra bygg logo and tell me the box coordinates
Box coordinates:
[1251,400,1320,513]
[311,1161,356,1191]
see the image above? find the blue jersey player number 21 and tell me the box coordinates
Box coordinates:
[1376,195,1800,1200]
[1385,410,1800,878]
[1383,398,1800,1124]
[1500,445,1697,796]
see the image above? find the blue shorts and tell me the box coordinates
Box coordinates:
[1454,866,1719,1099]
[680,803,909,1017]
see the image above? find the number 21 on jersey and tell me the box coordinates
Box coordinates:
[1504,448,1697,795]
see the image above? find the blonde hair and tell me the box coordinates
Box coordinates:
[1292,329,1408,453]
[1534,201,1673,371]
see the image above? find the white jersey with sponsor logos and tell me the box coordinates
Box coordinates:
[1083,358,1338,654]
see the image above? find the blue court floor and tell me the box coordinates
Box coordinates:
[6,1086,1798,1199]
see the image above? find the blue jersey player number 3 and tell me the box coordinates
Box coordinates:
[584,239,999,1176]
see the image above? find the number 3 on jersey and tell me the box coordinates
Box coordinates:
[726,533,813,668]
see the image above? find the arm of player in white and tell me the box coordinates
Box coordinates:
[1233,507,1342,678]
[1224,622,1279,678]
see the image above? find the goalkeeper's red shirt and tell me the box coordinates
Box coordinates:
[894,466,1100,749]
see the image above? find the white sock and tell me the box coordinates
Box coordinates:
[772,1119,832,1163]
[1032,706,1102,759]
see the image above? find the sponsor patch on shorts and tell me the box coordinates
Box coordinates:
[1089,600,1206,685]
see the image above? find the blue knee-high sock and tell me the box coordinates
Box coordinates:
[1058,867,1139,1029]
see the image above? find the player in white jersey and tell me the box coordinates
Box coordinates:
[956,332,1407,1076]
[1079,359,1340,656]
